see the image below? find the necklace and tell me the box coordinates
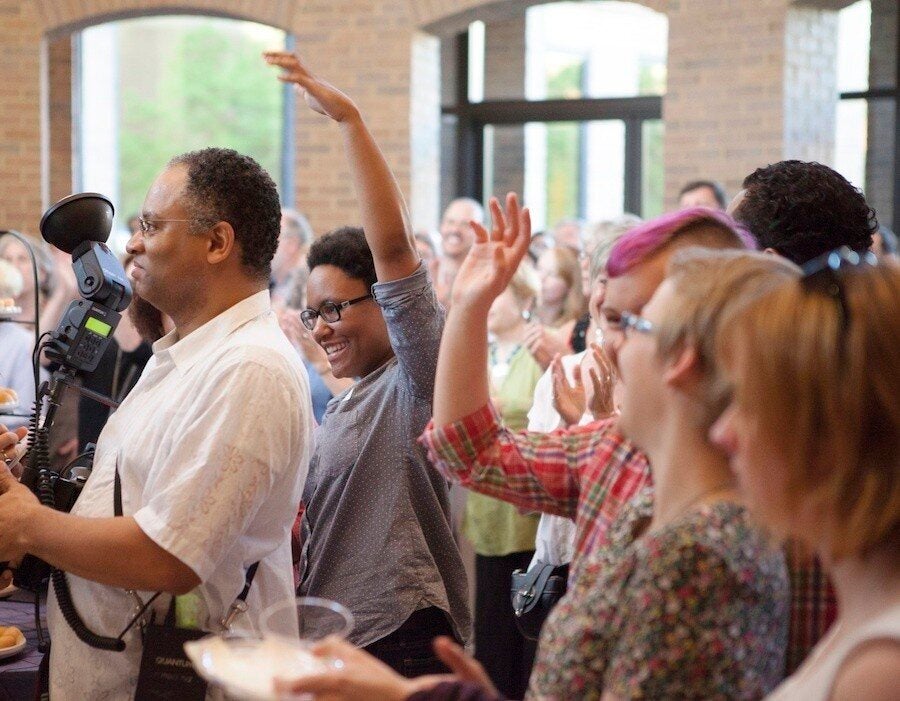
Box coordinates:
[489,341,520,386]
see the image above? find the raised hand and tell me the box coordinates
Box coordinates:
[450,193,531,312]
[263,51,360,124]
[551,354,586,427]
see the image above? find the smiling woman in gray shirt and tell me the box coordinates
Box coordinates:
[264,52,471,676]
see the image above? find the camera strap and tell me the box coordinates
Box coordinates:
[114,465,260,633]
[117,463,260,700]
[113,464,123,517]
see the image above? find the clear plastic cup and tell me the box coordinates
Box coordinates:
[191,598,354,700]
[260,596,354,642]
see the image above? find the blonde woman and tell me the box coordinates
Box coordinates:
[526,246,586,369]
[712,249,900,700]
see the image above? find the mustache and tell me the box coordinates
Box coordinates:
[127,290,166,343]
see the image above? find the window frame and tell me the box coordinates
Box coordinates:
[837,6,899,231]
[442,31,662,218]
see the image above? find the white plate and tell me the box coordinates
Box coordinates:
[185,635,328,701]
[0,402,18,414]
[0,308,22,320]
[0,634,27,660]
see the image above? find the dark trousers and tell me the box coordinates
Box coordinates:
[364,606,456,678]
[474,551,537,700]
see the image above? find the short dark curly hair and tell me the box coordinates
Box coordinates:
[307,226,377,290]
[169,147,280,280]
[735,160,877,265]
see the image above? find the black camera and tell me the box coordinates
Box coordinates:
[42,194,132,373]
[10,447,95,591]
[4,194,130,593]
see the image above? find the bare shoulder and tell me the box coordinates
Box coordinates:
[829,638,900,701]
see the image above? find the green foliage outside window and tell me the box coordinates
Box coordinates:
[117,20,284,220]
[545,61,584,227]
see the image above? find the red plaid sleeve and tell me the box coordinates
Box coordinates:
[421,403,651,536]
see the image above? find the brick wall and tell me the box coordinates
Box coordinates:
[867,0,897,228]
[666,1,779,206]
[483,15,526,205]
[0,0,888,236]
[47,35,73,205]
[0,0,421,238]
[0,2,43,232]
[783,7,838,163]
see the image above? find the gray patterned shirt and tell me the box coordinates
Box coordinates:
[298,263,471,647]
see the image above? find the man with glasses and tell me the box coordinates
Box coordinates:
[263,51,470,676]
[0,147,315,698]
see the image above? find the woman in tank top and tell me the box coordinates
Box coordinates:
[711,248,900,700]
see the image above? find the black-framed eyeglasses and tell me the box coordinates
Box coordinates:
[620,311,656,337]
[800,246,877,330]
[300,294,373,330]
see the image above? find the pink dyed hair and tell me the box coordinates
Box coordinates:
[606,207,757,278]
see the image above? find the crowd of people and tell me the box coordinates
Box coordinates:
[0,49,896,700]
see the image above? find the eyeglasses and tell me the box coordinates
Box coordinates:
[619,311,656,337]
[137,217,194,235]
[300,294,373,330]
[800,246,877,331]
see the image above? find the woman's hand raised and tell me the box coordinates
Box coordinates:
[450,193,531,313]
[263,51,360,124]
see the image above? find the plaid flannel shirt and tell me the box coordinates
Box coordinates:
[421,402,836,675]
[422,403,650,560]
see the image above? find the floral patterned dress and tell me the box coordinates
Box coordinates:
[527,489,789,700]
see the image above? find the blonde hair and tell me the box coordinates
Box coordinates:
[586,215,643,283]
[656,248,800,428]
[719,260,900,559]
[539,246,586,324]
[507,260,539,308]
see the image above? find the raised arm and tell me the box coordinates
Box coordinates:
[433,194,531,425]
[264,52,417,282]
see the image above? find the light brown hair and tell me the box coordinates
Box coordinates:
[507,260,539,307]
[539,246,586,325]
[719,260,900,559]
[656,248,800,429]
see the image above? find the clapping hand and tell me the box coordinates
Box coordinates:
[525,322,571,370]
[550,354,587,427]
[263,51,360,124]
[276,308,333,376]
[450,193,531,312]
[584,342,616,420]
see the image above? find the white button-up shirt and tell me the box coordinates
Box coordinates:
[47,290,313,699]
